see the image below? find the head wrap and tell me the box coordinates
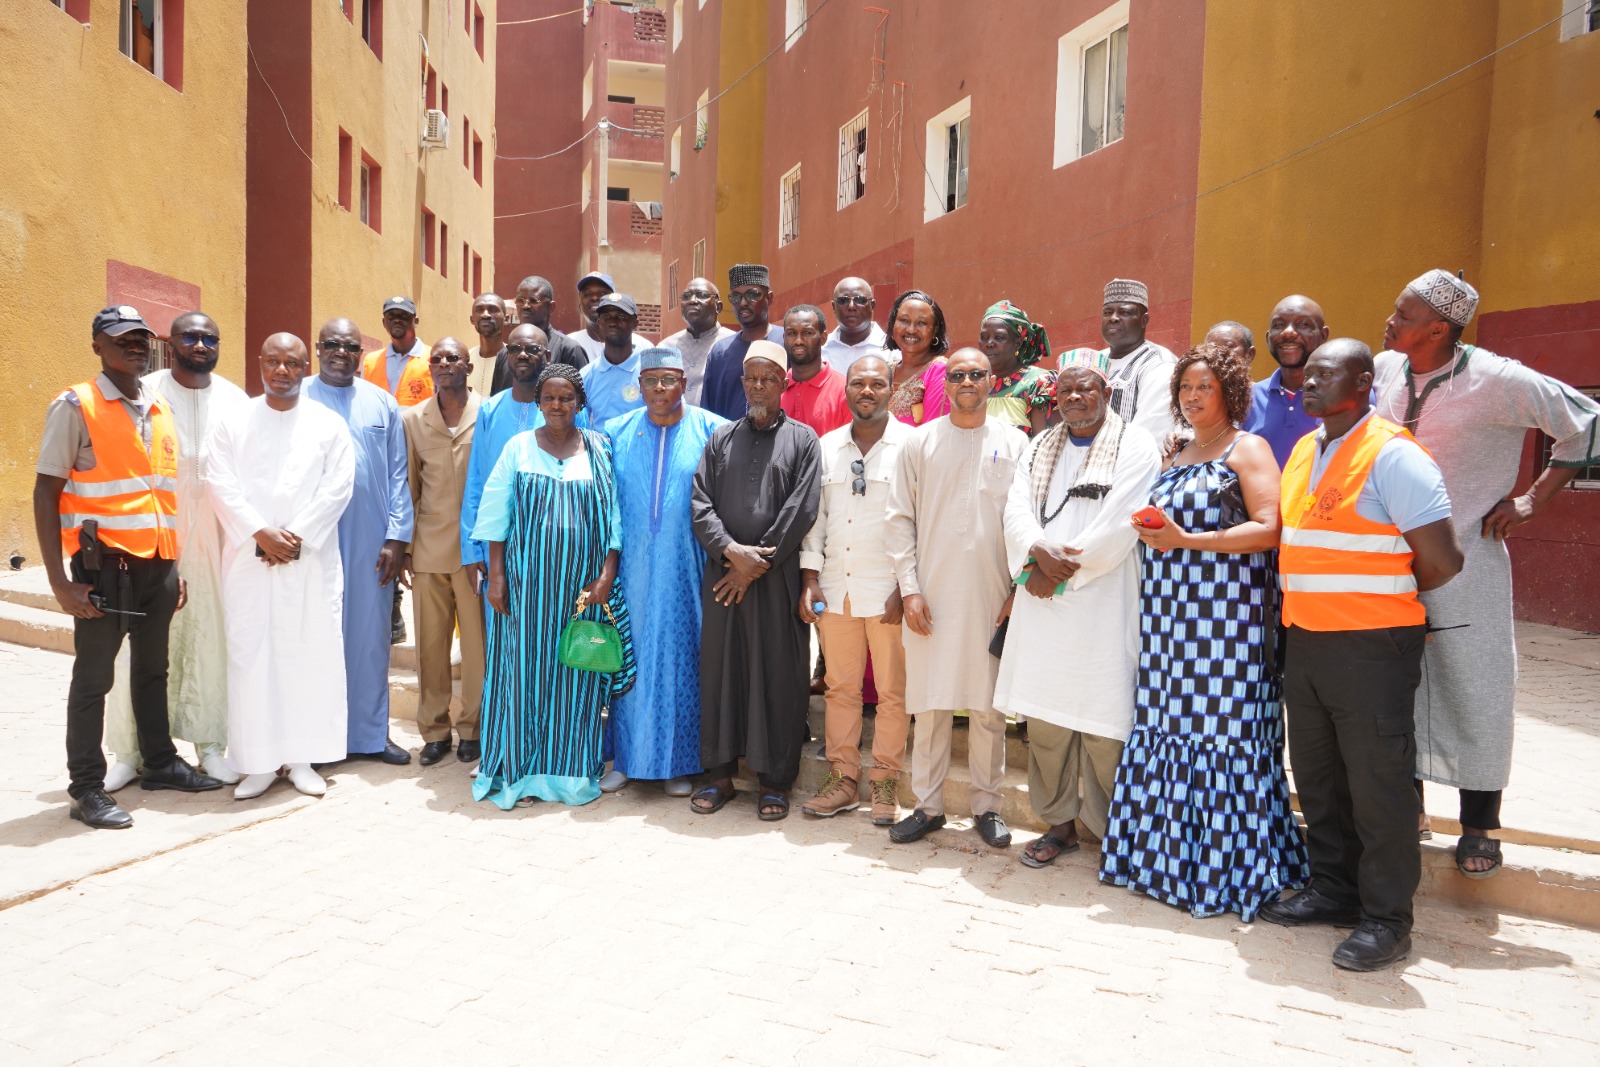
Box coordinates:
[982,301,1051,368]
[1057,346,1111,383]
[1406,269,1479,327]
[535,362,587,410]
[743,339,788,372]
[1102,279,1149,309]
[639,346,684,371]
[728,263,771,290]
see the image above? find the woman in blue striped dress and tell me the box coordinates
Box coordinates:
[472,364,635,808]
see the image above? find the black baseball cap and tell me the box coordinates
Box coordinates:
[382,296,418,316]
[92,305,153,338]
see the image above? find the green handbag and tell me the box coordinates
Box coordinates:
[558,591,624,674]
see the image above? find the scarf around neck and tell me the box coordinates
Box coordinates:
[1029,408,1126,522]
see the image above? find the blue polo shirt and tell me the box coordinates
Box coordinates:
[1242,368,1318,469]
[579,347,645,428]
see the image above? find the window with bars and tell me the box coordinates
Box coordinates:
[779,165,801,247]
[838,110,867,210]
[668,261,680,308]
[692,239,706,280]
[1537,388,1600,490]
[1080,23,1128,156]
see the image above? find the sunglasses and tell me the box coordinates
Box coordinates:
[639,375,683,389]
[680,291,716,303]
[177,331,220,348]
[504,343,548,356]
[428,353,464,364]
[850,458,866,496]
[728,290,768,305]
[834,295,872,308]
[945,369,990,383]
[318,340,363,354]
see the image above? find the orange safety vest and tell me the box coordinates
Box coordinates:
[1279,414,1426,631]
[57,381,180,560]
[363,348,435,407]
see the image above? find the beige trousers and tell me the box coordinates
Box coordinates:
[816,597,909,781]
[412,568,485,742]
[1026,719,1124,838]
[910,708,1008,817]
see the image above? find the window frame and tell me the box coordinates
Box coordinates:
[669,127,682,180]
[692,239,706,280]
[922,97,971,222]
[338,130,354,211]
[779,163,802,247]
[1054,0,1130,168]
[421,208,437,269]
[837,108,868,210]
[119,0,162,80]
[784,0,806,50]
[1538,388,1600,490]
[359,153,382,232]
[361,0,383,59]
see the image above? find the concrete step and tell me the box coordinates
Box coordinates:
[0,599,75,656]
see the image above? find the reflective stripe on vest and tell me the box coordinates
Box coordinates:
[1278,415,1425,631]
[58,381,180,560]
[363,349,435,407]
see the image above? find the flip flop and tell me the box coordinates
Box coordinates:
[1019,833,1080,869]
[1456,834,1502,880]
[757,789,790,822]
[690,783,735,815]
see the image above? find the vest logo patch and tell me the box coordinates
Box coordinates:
[1315,487,1343,519]
[162,437,175,462]
[407,379,426,399]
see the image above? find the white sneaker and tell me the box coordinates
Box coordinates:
[286,764,326,797]
[199,746,242,785]
[599,768,629,793]
[234,773,277,800]
[664,776,694,797]
[104,761,139,793]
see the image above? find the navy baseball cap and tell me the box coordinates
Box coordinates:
[382,296,418,316]
[91,305,153,338]
[576,272,616,294]
[595,293,638,318]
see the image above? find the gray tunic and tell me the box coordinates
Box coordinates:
[1374,346,1600,790]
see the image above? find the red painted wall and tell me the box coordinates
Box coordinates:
[659,0,727,335]
[494,0,587,334]
[105,260,202,337]
[245,0,314,395]
[755,0,1205,356]
[1478,300,1600,631]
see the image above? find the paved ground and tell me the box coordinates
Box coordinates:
[3,640,1599,1064]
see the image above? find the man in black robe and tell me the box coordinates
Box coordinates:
[691,340,822,821]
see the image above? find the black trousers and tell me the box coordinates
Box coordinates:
[1414,779,1503,832]
[64,552,179,799]
[1284,623,1426,936]
[706,760,793,791]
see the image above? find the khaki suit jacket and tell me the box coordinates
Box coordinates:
[402,392,479,573]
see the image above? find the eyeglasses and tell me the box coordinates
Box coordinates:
[639,375,683,389]
[850,458,866,496]
[428,353,464,364]
[680,291,716,303]
[177,331,220,348]
[504,343,548,356]
[318,340,363,354]
[945,369,990,383]
[834,295,872,308]
[728,290,767,305]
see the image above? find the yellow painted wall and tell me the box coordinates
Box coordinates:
[709,0,767,298]
[1190,1,1499,372]
[1477,2,1600,314]
[308,0,496,350]
[0,0,248,563]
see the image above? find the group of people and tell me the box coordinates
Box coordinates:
[36,261,1598,975]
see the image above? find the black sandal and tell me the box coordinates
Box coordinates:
[1019,833,1079,869]
[1456,834,1502,879]
[757,789,790,821]
[690,782,736,814]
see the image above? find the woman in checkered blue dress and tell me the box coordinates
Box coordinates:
[1099,343,1309,921]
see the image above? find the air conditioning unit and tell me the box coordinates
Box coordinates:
[422,109,449,149]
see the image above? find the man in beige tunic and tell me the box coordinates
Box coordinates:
[885,348,1028,848]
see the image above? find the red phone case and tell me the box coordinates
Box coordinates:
[1132,505,1165,529]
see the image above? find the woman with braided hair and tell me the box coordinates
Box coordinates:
[470,363,636,808]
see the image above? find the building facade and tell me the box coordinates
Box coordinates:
[495,0,666,338]
[662,0,1600,629]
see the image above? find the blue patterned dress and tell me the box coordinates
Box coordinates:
[604,406,728,779]
[470,429,636,808]
[1099,440,1309,920]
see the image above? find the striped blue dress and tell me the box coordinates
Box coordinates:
[470,429,636,808]
[1099,442,1309,920]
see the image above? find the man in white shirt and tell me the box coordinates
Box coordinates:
[660,276,734,405]
[820,277,888,374]
[1098,278,1176,441]
[799,355,911,826]
[571,271,648,364]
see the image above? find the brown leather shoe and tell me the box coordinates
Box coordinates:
[801,770,859,817]
[870,777,899,826]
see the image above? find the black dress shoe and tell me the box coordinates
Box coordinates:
[975,811,1012,848]
[1259,888,1362,929]
[419,740,452,766]
[379,739,412,765]
[70,788,133,830]
[140,757,224,793]
[1333,920,1412,971]
[889,808,946,844]
[456,740,481,763]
